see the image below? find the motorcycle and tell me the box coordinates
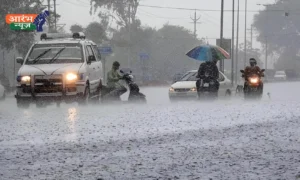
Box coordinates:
[101,68,146,103]
[240,69,265,99]
[196,71,219,99]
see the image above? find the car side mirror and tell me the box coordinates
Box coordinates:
[87,55,95,64]
[240,70,245,73]
[16,57,24,64]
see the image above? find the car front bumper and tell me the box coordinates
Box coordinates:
[169,91,198,99]
[274,77,286,81]
[15,77,86,101]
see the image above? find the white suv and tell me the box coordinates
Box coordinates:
[15,32,103,108]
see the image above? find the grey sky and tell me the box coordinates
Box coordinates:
[57,0,274,48]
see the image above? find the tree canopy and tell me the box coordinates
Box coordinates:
[253,0,300,69]
[89,0,140,28]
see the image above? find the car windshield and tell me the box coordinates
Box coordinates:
[179,72,198,81]
[25,43,83,64]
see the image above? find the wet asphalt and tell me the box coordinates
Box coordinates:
[1,82,300,180]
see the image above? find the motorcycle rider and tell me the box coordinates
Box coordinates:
[196,59,220,97]
[105,61,127,98]
[243,58,264,93]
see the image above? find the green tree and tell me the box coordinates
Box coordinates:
[84,22,108,44]
[90,0,140,28]
[47,10,61,33]
[70,24,84,33]
[253,0,300,69]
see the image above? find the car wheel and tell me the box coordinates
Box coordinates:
[225,89,232,96]
[0,92,5,101]
[91,80,102,104]
[78,85,90,105]
[17,98,30,109]
[169,97,176,103]
[36,101,47,108]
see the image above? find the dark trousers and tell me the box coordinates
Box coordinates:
[196,79,219,91]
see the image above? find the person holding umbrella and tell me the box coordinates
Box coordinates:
[196,58,220,98]
[186,44,230,99]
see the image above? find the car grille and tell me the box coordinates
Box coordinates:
[174,88,190,92]
[34,75,63,93]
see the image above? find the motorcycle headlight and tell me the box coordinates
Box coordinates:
[21,76,31,83]
[66,73,78,81]
[249,77,259,84]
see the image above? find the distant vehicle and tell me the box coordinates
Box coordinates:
[15,32,103,108]
[0,82,5,100]
[274,71,287,81]
[169,70,232,101]
[285,69,299,80]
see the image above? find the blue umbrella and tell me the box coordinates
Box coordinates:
[186,44,230,62]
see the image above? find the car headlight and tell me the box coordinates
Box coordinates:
[169,87,175,92]
[190,87,197,92]
[66,73,78,81]
[21,76,31,83]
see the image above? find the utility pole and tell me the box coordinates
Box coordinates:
[235,0,240,84]
[47,0,51,32]
[128,4,131,68]
[53,0,57,32]
[244,0,247,67]
[220,0,224,73]
[2,51,5,76]
[190,10,201,39]
[231,0,235,86]
[247,25,253,51]
[250,25,253,51]
[13,53,16,87]
[265,36,268,69]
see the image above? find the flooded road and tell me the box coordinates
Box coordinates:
[1,82,300,179]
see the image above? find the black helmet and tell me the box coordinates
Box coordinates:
[113,61,120,67]
[249,58,257,66]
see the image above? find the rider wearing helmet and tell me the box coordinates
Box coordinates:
[244,58,263,79]
[244,58,264,91]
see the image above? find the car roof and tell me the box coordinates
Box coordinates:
[34,38,96,45]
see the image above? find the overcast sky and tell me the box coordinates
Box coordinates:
[56,0,275,49]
